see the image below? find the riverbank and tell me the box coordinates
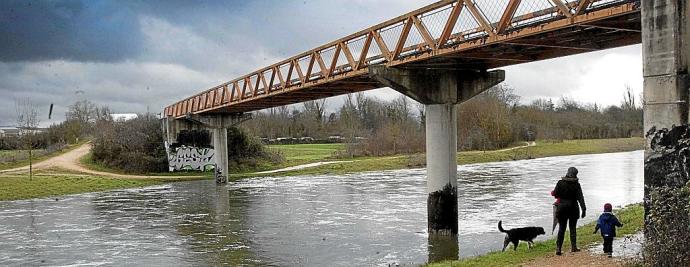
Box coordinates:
[0,170,204,201]
[231,137,644,179]
[428,204,644,267]
[0,143,208,201]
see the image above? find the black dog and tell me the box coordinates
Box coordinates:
[498,221,545,251]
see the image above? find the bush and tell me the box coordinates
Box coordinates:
[226,127,283,170]
[91,114,168,173]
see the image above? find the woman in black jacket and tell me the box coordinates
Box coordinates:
[552,167,587,255]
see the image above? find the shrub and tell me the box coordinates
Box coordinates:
[91,114,168,173]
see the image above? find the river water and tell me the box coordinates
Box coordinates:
[0,150,643,266]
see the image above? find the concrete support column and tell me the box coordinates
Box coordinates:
[425,104,458,235]
[642,0,690,264]
[642,0,690,134]
[369,66,504,236]
[212,127,229,184]
[165,113,249,184]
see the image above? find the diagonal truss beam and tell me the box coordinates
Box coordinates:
[550,0,573,18]
[575,0,594,15]
[497,0,521,34]
[462,0,496,37]
[167,0,640,117]
[438,0,464,48]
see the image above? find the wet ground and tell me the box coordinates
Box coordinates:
[0,150,643,266]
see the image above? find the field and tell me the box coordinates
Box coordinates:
[268,143,345,164]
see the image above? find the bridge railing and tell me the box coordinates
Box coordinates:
[166,0,637,118]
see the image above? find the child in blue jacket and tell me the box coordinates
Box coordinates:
[593,203,623,257]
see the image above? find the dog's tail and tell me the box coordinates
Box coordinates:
[498,220,507,232]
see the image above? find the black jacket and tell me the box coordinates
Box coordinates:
[553,177,586,219]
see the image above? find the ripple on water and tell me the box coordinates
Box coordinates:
[0,151,643,266]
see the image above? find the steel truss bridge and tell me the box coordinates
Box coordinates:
[165,0,641,117]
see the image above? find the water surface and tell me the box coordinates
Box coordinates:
[0,150,643,266]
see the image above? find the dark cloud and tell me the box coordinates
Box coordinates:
[0,0,143,62]
[0,0,642,127]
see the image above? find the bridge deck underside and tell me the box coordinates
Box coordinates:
[202,12,639,114]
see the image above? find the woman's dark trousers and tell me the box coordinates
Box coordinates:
[556,216,578,252]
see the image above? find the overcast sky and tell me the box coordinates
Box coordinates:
[0,0,642,127]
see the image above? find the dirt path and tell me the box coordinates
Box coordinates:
[0,144,203,179]
[522,251,628,267]
[254,160,354,174]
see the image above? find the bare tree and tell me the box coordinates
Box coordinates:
[621,84,638,111]
[65,100,98,140]
[66,100,98,124]
[15,98,40,180]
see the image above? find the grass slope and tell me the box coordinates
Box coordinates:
[0,170,205,201]
[428,204,644,267]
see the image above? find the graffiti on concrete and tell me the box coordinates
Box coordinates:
[168,146,216,172]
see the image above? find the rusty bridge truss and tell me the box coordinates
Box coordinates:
[165,0,641,118]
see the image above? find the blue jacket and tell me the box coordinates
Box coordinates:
[595,212,623,237]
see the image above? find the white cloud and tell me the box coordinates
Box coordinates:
[505,45,642,107]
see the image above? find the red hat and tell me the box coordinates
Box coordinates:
[604,203,612,212]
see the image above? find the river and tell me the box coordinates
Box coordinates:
[0,150,643,266]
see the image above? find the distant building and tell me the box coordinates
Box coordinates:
[111,113,138,121]
[0,126,43,137]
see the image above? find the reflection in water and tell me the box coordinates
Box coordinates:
[428,234,459,262]
[0,151,643,266]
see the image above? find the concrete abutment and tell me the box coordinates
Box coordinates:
[369,66,504,237]
[642,0,690,264]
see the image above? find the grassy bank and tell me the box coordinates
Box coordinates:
[268,143,344,165]
[0,141,87,171]
[231,137,643,179]
[0,170,205,201]
[79,153,207,177]
[429,203,644,267]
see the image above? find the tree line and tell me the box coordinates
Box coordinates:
[242,85,643,155]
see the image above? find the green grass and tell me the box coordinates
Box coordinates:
[268,143,345,164]
[458,138,643,165]
[232,138,643,179]
[0,172,208,201]
[428,203,644,267]
[0,141,87,171]
[0,175,152,201]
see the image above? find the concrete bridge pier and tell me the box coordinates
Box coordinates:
[642,0,690,263]
[164,113,248,184]
[370,66,504,235]
[212,127,229,184]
